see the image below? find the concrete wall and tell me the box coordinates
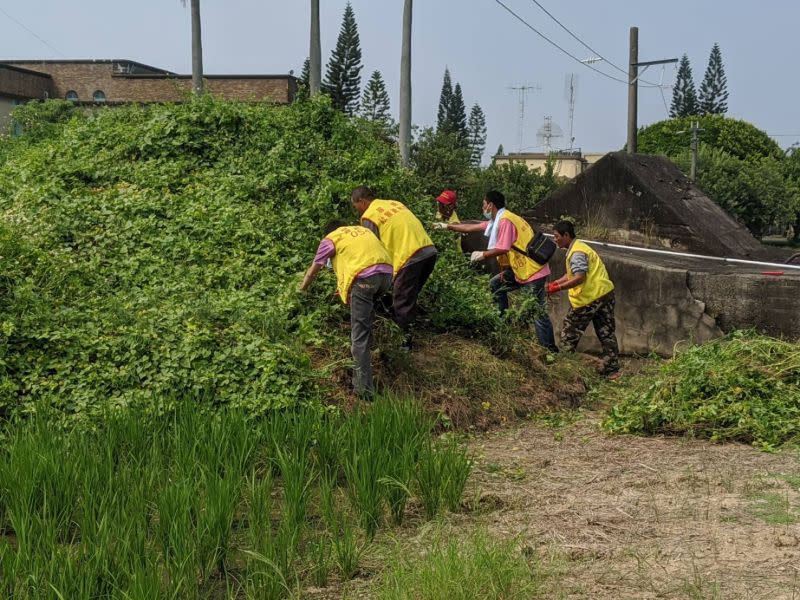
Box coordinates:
[494,153,587,178]
[547,246,800,356]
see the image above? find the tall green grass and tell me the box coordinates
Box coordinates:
[0,394,473,598]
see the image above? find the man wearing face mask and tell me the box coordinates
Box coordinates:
[439,190,558,353]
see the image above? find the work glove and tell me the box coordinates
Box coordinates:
[546,281,562,294]
[470,251,485,263]
[432,222,449,230]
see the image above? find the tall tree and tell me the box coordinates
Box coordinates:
[180,0,203,95]
[670,54,699,118]
[496,144,504,156]
[309,0,321,96]
[467,104,487,166]
[436,68,453,132]
[295,57,311,101]
[323,2,363,114]
[698,43,729,115]
[399,0,413,166]
[449,83,468,143]
[361,70,392,125]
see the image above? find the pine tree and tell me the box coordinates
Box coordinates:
[698,43,729,115]
[496,144,504,156]
[323,2,363,115]
[360,70,392,125]
[670,54,699,118]
[436,68,453,132]
[449,83,468,144]
[295,57,310,101]
[467,104,487,166]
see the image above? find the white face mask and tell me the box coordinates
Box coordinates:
[482,211,492,219]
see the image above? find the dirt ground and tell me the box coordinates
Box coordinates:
[460,413,800,599]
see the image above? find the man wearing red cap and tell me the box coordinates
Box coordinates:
[435,189,460,224]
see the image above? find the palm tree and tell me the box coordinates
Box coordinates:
[181,0,204,94]
[399,0,412,166]
[309,0,321,96]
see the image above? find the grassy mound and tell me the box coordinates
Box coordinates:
[603,333,800,450]
[0,97,502,420]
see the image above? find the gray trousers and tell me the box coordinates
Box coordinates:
[350,272,392,396]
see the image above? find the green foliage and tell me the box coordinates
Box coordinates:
[603,333,800,451]
[374,530,544,600]
[436,68,453,133]
[0,95,497,419]
[410,128,473,196]
[322,2,363,115]
[672,145,798,236]
[467,104,487,167]
[638,114,783,161]
[8,99,82,141]
[698,43,729,115]
[360,70,392,126]
[670,54,699,118]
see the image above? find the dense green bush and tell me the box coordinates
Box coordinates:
[671,146,798,237]
[603,333,800,450]
[638,114,783,161]
[0,96,500,419]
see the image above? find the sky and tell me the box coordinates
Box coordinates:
[3,1,799,161]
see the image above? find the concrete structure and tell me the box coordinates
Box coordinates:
[0,59,296,131]
[547,244,800,356]
[527,151,786,261]
[493,150,588,178]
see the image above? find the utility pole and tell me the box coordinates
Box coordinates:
[399,0,413,166]
[508,84,541,151]
[309,0,321,96]
[626,27,677,153]
[678,120,704,181]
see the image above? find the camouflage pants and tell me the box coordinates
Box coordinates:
[561,291,619,374]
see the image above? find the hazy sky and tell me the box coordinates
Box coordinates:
[3,1,799,160]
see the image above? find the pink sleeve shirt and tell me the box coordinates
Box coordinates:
[482,219,551,284]
[313,238,393,279]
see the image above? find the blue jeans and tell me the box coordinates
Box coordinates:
[489,269,558,352]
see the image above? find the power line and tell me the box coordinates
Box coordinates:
[526,0,665,88]
[491,0,630,85]
[0,6,65,57]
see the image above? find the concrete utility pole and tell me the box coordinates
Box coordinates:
[678,120,704,181]
[627,27,638,153]
[309,0,321,96]
[626,26,677,153]
[399,0,413,166]
[183,0,204,95]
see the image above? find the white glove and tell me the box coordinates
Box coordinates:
[432,222,449,230]
[470,251,485,263]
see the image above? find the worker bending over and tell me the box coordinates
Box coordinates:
[351,186,438,350]
[300,220,392,399]
[548,220,620,379]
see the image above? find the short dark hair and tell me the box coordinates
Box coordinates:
[351,186,375,203]
[323,219,347,235]
[484,190,506,209]
[554,220,576,238]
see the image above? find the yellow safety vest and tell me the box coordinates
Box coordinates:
[361,199,434,274]
[565,240,615,308]
[498,210,546,282]
[325,226,392,304]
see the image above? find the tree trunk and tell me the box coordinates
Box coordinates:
[190,0,204,95]
[399,0,412,166]
[309,0,321,96]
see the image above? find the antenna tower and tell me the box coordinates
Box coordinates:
[564,73,579,149]
[508,84,541,150]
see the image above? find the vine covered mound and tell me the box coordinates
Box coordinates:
[0,97,499,419]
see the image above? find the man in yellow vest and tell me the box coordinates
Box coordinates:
[299,220,393,399]
[351,186,438,350]
[435,189,460,223]
[441,190,558,353]
[548,220,620,379]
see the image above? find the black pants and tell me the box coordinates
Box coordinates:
[392,254,437,331]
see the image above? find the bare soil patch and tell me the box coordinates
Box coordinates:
[467,414,800,599]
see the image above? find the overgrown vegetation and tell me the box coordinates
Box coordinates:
[603,333,800,450]
[0,395,473,598]
[0,96,505,420]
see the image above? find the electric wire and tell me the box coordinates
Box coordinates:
[0,6,65,57]
[526,0,666,87]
